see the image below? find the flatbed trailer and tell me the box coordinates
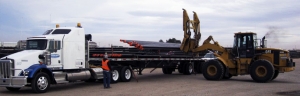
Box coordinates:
[0,23,208,93]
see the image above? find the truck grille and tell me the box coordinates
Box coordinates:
[0,60,13,78]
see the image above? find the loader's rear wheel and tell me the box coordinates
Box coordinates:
[250,59,275,83]
[202,60,224,80]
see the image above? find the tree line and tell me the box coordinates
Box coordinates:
[159,38,181,43]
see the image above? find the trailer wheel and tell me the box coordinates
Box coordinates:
[31,72,50,93]
[178,64,184,73]
[195,62,203,73]
[6,87,21,91]
[202,60,224,80]
[271,70,279,80]
[111,68,120,83]
[120,66,132,82]
[250,59,275,83]
[184,63,193,75]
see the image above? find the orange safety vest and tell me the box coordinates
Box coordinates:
[102,60,110,71]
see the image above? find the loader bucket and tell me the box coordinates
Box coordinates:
[180,9,191,52]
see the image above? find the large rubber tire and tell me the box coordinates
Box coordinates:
[162,67,172,74]
[111,68,120,83]
[195,62,203,73]
[250,59,275,83]
[202,60,224,80]
[271,70,279,80]
[31,72,50,93]
[178,64,184,73]
[184,63,193,75]
[6,87,21,91]
[120,66,132,82]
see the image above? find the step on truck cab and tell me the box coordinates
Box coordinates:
[0,23,104,93]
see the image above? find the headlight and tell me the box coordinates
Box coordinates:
[24,71,29,76]
[24,69,32,76]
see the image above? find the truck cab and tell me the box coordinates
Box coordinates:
[0,23,91,93]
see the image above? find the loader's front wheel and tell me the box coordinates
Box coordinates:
[271,70,279,80]
[250,59,275,83]
[202,60,224,80]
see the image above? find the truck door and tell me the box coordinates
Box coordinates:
[48,40,62,70]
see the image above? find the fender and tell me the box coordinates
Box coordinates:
[216,57,230,77]
[216,57,228,67]
[23,64,53,78]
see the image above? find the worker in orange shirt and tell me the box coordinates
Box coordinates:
[102,53,112,89]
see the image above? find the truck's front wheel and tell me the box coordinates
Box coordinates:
[31,72,50,93]
[6,87,21,91]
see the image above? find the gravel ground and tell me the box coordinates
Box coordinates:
[1,59,299,96]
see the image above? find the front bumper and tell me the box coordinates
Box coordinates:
[0,76,27,87]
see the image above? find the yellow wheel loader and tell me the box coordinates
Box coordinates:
[180,9,295,83]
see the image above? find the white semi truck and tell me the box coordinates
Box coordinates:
[0,23,205,93]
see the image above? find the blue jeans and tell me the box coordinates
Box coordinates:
[103,71,111,88]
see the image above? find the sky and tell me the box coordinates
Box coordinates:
[0,0,299,50]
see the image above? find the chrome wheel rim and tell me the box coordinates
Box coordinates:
[112,70,119,81]
[37,76,48,90]
[189,64,193,73]
[125,69,131,79]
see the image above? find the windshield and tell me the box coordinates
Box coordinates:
[26,39,48,50]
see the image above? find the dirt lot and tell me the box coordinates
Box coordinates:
[0,59,299,96]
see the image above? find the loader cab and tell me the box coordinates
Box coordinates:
[232,32,257,58]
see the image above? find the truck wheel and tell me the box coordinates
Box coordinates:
[272,70,279,80]
[111,68,120,83]
[178,64,184,73]
[250,59,275,83]
[195,62,203,73]
[6,87,21,91]
[162,67,172,74]
[120,66,132,82]
[202,60,224,80]
[31,72,50,93]
[184,63,193,75]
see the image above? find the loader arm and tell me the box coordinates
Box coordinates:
[192,35,227,53]
[180,9,201,53]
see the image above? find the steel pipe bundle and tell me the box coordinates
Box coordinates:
[120,39,181,50]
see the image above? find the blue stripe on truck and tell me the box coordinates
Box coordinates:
[24,64,52,78]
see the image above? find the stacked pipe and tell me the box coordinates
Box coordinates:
[120,39,181,50]
[89,39,198,58]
